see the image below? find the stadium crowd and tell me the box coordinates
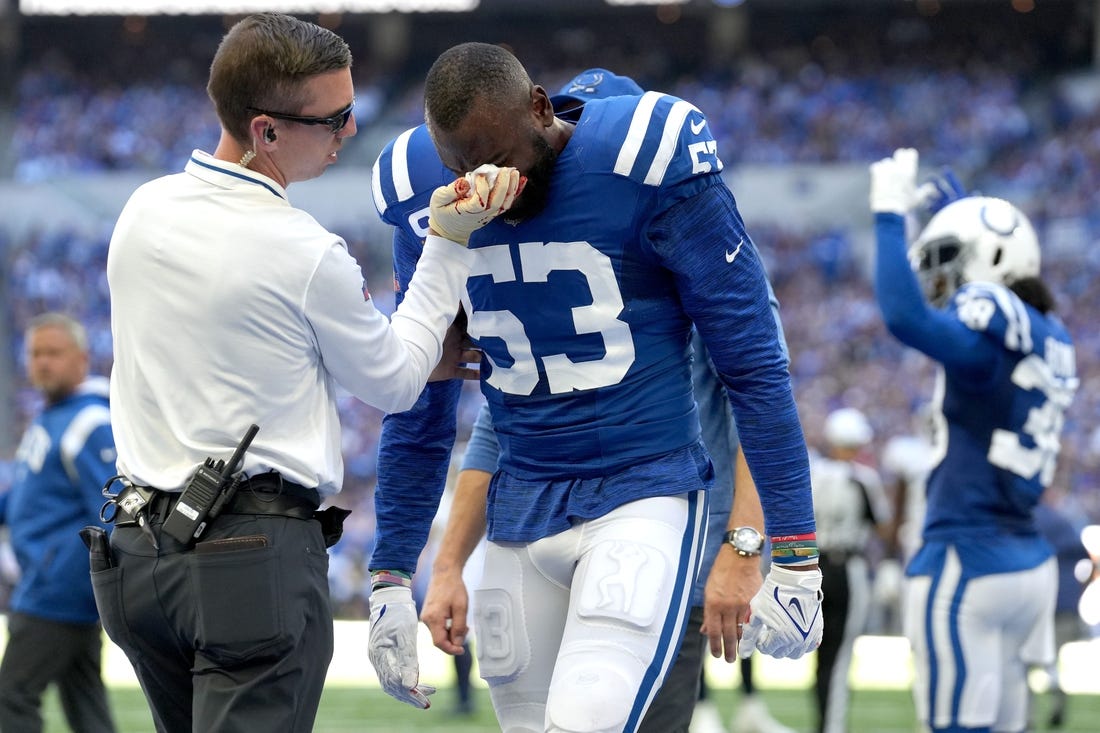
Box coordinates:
[2,13,1099,619]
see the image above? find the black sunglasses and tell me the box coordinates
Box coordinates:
[247,100,355,134]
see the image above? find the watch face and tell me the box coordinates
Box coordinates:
[733,527,763,553]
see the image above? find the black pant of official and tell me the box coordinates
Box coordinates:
[816,551,870,733]
[0,612,116,733]
[93,512,332,733]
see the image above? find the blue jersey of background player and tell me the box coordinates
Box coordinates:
[871,148,1078,733]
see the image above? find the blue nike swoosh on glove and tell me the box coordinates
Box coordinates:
[774,588,820,640]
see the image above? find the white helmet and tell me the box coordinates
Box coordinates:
[824,407,873,449]
[908,196,1040,307]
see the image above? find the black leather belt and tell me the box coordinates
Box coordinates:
[146,473,320,522]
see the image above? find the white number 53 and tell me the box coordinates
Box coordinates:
[462,241,636,395]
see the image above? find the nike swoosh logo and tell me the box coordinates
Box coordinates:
[773,587,820,640]
[690,118,706,135]
[725,238,744,263]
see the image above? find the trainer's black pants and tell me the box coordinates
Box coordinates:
[93,512,332,733]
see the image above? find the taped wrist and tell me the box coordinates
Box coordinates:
[371,569,412,592]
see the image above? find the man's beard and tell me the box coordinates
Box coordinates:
[504,134,557,222]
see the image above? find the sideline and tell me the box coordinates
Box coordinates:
[1,617,1082,694]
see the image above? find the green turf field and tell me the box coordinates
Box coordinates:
[43,685,1100,732]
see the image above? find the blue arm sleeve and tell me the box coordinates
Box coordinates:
[461,402,500,474]
[369,227,463,573]
[712,276,783,453]
[874,213,1000,372]
[650,183,814,536]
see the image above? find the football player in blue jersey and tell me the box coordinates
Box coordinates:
[870,148,1078,733]
[368,43,823,733]
[384,67,797,733]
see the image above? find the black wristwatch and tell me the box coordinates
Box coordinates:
[723,526,764,557]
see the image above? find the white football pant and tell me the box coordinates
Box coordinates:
[473,492,706,733]
[904,548,1056,733]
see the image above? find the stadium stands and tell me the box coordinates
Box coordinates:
[2,2,1098,615]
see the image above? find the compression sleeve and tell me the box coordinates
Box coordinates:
[460,402,500,474]
[649,183,814,536]
[370,226,465,573]
[874,212,1000,371]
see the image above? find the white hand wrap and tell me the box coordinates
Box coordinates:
[738,565,824,660]
[869,147,920,216]
[368,585,437,709]
[427,164,524,245]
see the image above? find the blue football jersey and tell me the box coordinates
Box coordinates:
[371,94,814,570]
[875,213,1078,577]
[2,380,115,624]
[372,124,450,241]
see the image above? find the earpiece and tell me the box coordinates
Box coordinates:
[264,127,277,143]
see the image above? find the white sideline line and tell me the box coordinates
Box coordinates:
[6,616,1095,694]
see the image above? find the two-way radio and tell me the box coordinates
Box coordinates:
[162,424,259,546]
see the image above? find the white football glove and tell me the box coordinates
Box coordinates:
[869,147,920,216]
[738,565,823,660]
[427,164,525,245]
[368,585,437,709]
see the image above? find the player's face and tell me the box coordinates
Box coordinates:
[26,325,87,403]
[502,130,557,221]
[433,90,558,221]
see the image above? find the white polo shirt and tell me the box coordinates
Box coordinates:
[107,150,472,496]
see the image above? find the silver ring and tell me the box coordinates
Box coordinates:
[444,618,453,630]
[737,622,744,628]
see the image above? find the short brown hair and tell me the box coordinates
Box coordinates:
[207,12,352,144]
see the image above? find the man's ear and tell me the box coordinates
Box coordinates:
[531,85,555,126]
[247,114,273,147]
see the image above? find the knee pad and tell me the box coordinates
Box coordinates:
[546,651,635,733]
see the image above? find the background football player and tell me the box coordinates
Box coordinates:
[870,149,1078,733]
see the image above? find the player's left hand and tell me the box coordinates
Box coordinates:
[738,565,823,660]
[701,550,763,662]
[428,320,481,382]
[368,585,437,709]
[869,147,919,216]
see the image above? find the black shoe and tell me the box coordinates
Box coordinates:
[1048,689,1067,729]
